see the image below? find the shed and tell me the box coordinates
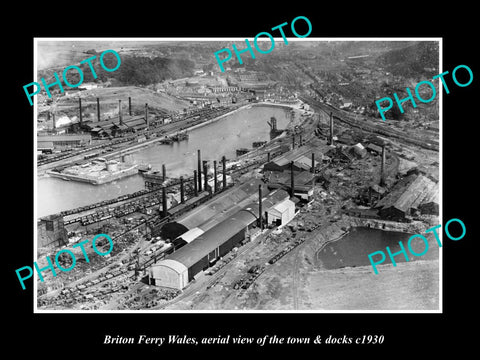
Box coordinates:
[266,198,296,226]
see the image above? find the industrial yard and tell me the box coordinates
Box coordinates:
[35,40,440,311]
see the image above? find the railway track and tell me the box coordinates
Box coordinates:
[299,95,439,152]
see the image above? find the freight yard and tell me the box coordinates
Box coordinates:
[35,40,440,311]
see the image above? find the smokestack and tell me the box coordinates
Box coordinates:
[292,134,295,149]
[290,161,295,198]
[119,99,123,125]
[96,98,100,122]
[79,98,83,126]
[180,176,185,203]
[222,156,227,189]
[258,184,263,230]
[162,164,166,182]
[267,152,271,162]
[145,103,149,128]
[380,144,386,186]
[299,134,303,147]
[162,186,167,217]
[311,153,315,173]
[197,150,202,192]
[128,97,132,116]
[203,161,209,194]
[213,160,218,193]
[52,113,56,130]
[329,112,334,145]
[193,170,198,196]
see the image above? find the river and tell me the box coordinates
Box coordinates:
[37,105,291,218]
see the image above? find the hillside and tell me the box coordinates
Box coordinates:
[375,42,439,78]
[38,53,196,87]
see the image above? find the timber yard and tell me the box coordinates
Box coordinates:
[35,40,440,311]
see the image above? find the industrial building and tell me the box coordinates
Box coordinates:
[266,197,296,226]
[375,174,438,221]
[265,170,315,201]
[263,141,328,173]
[37,214,68,248]
[37,134,92,151]
[84,114,149,138]
[149,189,295,289]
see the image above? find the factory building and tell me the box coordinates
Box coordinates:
[149,208,257,289]
[84,115,149,138]
[37,134,92,150]
[265,170,315,201]
[149,189,293,290]
[375,174,437,221]
[37,214,68,248]
[263,143,325,173]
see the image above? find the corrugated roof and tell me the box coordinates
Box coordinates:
[177,227,204,243]
[376,174,436,213]
[269,198,295,215]
[168,209,257,269]
[409,176,436,210]
[421,182,439,205]
[177,179,269,231]
[150,259,188,275]
[267,170,314,187]
[37,141,54,149]
[37,134,91,142]
[168,189,290,269]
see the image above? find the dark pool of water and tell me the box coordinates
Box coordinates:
[316,227,439,270]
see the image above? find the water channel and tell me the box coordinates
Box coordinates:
[37,105,291,218]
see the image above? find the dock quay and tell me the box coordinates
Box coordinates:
[47,158,138,185]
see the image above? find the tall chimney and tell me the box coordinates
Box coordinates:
[193,170,198,196]
[197,150,202,192]
[79,98,83,126]
[290,161,295,198]
[180,176,185,203]
[47,111,50,121]
[267,152,271,162]
[96,98,100,122]
[118,99,123,125]
[292,134,295,149]
[222,156,227,189]
[380,144,386,186]
[52,113,56,130]
[258,184,263,230]
[128,97,132,116]
[162,186,167,217]
[299,134,303,147]
[145,103,149,128]
[213,160,218,193]
[203,161,209,194]
[329,112,334,145]
[162,164,166,182]
[311,153,315,173]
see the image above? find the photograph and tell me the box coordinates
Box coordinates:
[33,38,441,312]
